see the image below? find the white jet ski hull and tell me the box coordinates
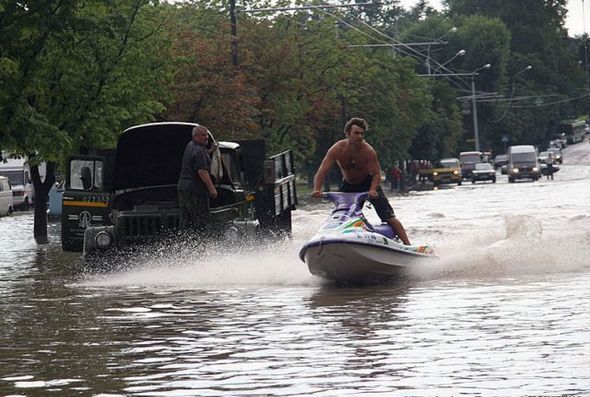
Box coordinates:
[301,238,435,283]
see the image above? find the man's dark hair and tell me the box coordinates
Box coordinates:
[344,117,368,135]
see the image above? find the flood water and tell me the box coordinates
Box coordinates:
[1,141,590,396]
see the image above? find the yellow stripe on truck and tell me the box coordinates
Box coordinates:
[63,201,108,208]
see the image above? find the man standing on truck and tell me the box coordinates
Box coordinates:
[177,125,218,232]
[311,118,411,245]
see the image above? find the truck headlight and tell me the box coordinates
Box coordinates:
[512,168,519,173]
[432,171,438,176]
[453,170,459,175]
[95,231,112,249]
[532,167,539,172]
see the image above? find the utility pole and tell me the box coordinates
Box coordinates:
[230,0,238,66]
[422,65,491,151]
[470,64,491,151]
[471,76,480,151]
[584,0,589,87]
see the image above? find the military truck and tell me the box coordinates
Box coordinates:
[61,122,297,256]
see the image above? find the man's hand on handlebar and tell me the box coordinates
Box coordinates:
[311,190,322,198]
[368,190,378,199]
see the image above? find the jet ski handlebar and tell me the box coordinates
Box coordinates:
[322,192,369,214]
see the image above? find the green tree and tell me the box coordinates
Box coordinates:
[445,0,585,151]
[0,1,172,242]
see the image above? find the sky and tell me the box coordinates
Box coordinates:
[400,0,587,37]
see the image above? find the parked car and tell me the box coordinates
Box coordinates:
[493,154,508,169]
[471,162,496,184]
[546,147,563,164]
[0,176,14,216]
[0,155,46,210]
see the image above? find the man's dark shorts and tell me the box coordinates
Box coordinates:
[339,176,395,221]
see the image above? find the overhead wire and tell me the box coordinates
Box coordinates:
[307,2,471,85]
[266,4,589,112]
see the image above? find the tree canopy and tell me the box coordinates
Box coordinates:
[1,0,588,240]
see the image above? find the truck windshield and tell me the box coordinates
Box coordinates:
[69,160,104,190]
[511,152,537,162]
[460,154,481,163]
[0,170,24,185]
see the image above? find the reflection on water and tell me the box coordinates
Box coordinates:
[1,141,590,396]
[3,273,590,396]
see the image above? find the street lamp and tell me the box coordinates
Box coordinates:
[426,27,457,75]
[471,63,491,151]
[432,49,466,74]
[511,65,533,96]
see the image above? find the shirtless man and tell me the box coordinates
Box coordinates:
[311,117,411,245]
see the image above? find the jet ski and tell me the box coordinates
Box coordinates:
[299,192,437,283]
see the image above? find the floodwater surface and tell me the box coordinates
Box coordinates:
[1,141,590,396]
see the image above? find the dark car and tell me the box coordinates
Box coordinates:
[493,154,508,169]
[546,147,563,164]
[471,162,496,184]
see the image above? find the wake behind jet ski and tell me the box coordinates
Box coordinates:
[299,192,437,284]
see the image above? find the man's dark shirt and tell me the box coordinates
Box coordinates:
[177,141,211,192]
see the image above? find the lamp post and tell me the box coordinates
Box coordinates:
[432,49,466,74]
[511,65,533,96]
[426,27,457,75]
[471,63,491,151]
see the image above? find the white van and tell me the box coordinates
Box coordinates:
[507,145,541,182]
[0,176,14,216]
[0,155,46,210]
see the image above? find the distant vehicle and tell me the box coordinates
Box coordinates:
[555,120,585,144]
[431,158,462,187]
[507,145,541,183]
[481,151,493,163]
[0,155,45,210]
[546,147,563,164]
[549,138,566,149]
[538,151,555,164]
[471,162,496,184]
[493,154,508,169]
[0,176,14,216]
[459,151,483,179]
[47,181,65,219]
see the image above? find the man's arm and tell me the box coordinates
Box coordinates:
[368,148,381,199]
[198,169,218,198]
[312,146,337,198]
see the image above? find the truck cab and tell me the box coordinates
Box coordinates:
[61,122,297,256]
